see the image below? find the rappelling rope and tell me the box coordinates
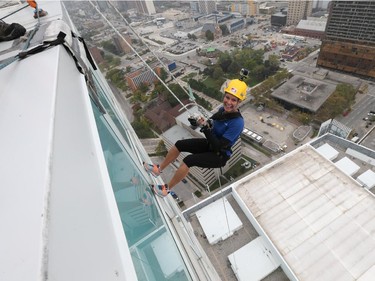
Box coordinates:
[217,167,239,273]
[106,1,209,119]
[90,1,239,274]
[88,0,195,117]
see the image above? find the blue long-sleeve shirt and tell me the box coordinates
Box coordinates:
[202,107,244,156]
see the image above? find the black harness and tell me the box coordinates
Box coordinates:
[210,108,242,121]
[206,108,243,157]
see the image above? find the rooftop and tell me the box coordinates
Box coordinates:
[271,75,336,112]
[236,143,375,280]
[296,18,327,32]
[184,134,375,281]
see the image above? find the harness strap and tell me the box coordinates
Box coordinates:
[210,108,242,121]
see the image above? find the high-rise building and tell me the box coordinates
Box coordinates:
[112,34,132,55]
[231,0,258,16]
[127,0,156,15]
[317,1,375,79]
[198,0,216,15]
[286,0,312,26]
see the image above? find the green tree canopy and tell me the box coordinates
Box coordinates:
[205,30,214,41]
[159,68,168,82]
[131,117,155,139]
[155,140,167,156]
[219,24,230,36]
[212,66,224,80]
[218,51,232,72]
[105,68,127,91]
[316,83,356,121]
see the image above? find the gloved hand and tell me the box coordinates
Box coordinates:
[188,116,199,127]
[188,113,206,128]
[200,119,213,132]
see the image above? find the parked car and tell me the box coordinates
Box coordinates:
[169,191,179,201]
[181,178,188,184]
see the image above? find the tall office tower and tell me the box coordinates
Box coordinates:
[314,0,323,10]
[128,0,156,15]
[286,0,312,26]
[231,0,258,16]
[198,0,216,15]
[317,1,375,79]
[112,35,132,55]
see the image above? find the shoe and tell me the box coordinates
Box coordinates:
[34,10,48,19]
[143,162,161,177]
[151,184,169,197]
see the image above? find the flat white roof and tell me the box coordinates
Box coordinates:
[228,236,280,281]
[357,170,375,189]
[235,145,375,280]
[335,156,360,176]
[316,143,339,161]
[296,18,327,32]
[196,197,243,245]
[163,124,194,143]
[346,148,375,166]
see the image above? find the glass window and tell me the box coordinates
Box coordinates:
[91,100,191,281]
[91,72,132,147]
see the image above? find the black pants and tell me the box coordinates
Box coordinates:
[175,139,229,168]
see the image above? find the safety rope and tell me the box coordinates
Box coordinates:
[217,167,239,273]
[88,0,198,117]
[106,1,210,119]
[88,2,239,277]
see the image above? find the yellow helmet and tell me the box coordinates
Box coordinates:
[224,79,247,101]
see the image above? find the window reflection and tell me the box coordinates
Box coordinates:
[89,74,191,280]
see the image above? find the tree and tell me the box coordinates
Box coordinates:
[229,40,238,47]
[188,33,197,41]
[218,52,232,72]
[155,140,167,156]
[315,83,356,121]
[138,83,149,94]
[212,66,224,80]
[228,61,240,74]
[158,68,168,82]
[131,117,155,139]
[219,24,230,36]
[251,64,266,81]
[205,30,214,41]
[112,57,121,67]
[105,68,127,91]
[267,54,280,71]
